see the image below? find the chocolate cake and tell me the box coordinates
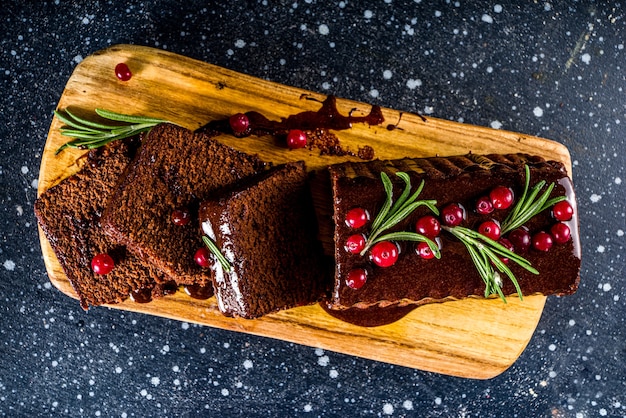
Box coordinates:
[34,139,176,309]
[198,162,331,319]
[102,124,267,286]
[327,153,581,310]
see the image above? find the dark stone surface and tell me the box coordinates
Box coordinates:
[1,1,624,416]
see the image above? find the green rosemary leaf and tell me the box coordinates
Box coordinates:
[505,165,531,223]
[55,108,174,154]
[389,172,413,216]
[369,172,394,233]
[54,110,101,133]
[202,235,232,272]
[95,108,168,124]
[65,108,121,130]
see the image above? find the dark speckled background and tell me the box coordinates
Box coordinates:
[1,1,624,417]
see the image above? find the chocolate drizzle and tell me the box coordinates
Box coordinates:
[197,95,384,160]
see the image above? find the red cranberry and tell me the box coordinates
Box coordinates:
[532,231,553,252]
[415,215,441,239]
[475,196,494,215]
[508,227,531,253]
[489,186,514,210]
[91,253,115,275]
[229,113,250,135]
[346,268,368,289]
[286,129,307,149]
[552,200,574,221]
[550,222,571,244]
[441,203,466,227]
[478,219,501,241]
[194,247,212,268]
[344,234,366,254]
[416,241,436,259]
[369,241,399,268]
[171,208,191,226]
[115,63,132,81]
[345,207,370,229]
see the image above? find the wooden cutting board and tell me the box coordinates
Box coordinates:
[37,44,573,379]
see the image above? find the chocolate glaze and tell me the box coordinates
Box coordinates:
[197,95,383,159]
[320,301,418,327]
[184,284,213,300]
[327,154,581,319]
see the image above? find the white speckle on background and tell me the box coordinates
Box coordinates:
[73,55,83,64]
[16,205,23,216]
[602,283,612,292]
[318,24,329,35]
[548,344,556,351]
[403,400,414,410]
[21,165,29,174]
[364,10,373,19]
[597,245,605,253]
[317,355,330,366]
[369,89,379,98]
[569,319,576,326]
[315,348,324,356]
[150,376,160,386]
[581,53,591,64]
[533,106,544,117]
[3,260,15,271]
[406,78,422,89]
[494,4,503,13]
[329,369,338,378]
[382,403,394,415]
[490,120,502,129]
[304,404,312,412]
[383,69,392,79]
[181,322,189,330]
[481,14,493,24]
[435,397,442,405]
[82,16,90,24]
[615,177,622,185]
[590,193,602,203]
[234,39,246,48]
[423,106,434,115]
[115,366,122,374]
[221,388,229,396]
[243,359,253,370]
[617,230,624,237]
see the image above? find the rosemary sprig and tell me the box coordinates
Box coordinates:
[202,236,232,272]
[360,172,440,258]
[54,108,171,154]
[500,165,567,234]
[443,225,538,302]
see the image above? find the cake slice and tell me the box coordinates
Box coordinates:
[198,162,331,319]
[34,139,176,310]
[102,124,267,286]
[328,153,581,310]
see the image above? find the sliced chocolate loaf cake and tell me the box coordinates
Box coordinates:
[328,154,581,310]
[198,162,331,319]
[102,124,267,286]
[34,139,176,310]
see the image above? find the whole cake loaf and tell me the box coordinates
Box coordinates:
[102,124,267,286]
[327,153,581,310]
[34,139,175,309]
[198,162,331,319]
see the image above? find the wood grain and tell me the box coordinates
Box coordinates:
[37,45,573,379]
